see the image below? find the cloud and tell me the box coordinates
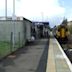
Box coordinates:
[0,0,5,9]
[0,0,65,27]
[65,10,72,21]
[0,0,65,17]
[16,0,65,18]
[0,0,20,16]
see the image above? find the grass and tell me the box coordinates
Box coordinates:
[0,41,24,59]
[0,41,11,58]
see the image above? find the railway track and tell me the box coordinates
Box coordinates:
[58,38,72,63]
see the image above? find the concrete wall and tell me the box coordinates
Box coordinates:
[0,20,26,46]
[25,20,32,41]
[0,19,32,59]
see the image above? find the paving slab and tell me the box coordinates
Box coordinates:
[46,38,72,72]
[0,39,49,72]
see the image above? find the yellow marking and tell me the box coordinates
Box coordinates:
[61,28,65,38]
[46,39,56,72]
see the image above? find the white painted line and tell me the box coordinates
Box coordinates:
[55,39,72,72]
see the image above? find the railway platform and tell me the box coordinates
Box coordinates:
[46,38,72,72]
[0,36,72,72]
[0,39,49,72]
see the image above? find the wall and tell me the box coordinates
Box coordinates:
[0,20,26,58]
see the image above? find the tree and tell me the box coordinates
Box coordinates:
[62,18,68,25]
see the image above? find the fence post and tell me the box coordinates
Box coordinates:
[10,32,13,52]
[19,32,20,48]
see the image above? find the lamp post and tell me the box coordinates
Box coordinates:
[5,0,7,20]
[12,0,15,48]
[13,0,15,18]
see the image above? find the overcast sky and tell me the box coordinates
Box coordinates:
[0,0,72,27]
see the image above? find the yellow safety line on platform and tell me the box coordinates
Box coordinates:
[46,39,56,72]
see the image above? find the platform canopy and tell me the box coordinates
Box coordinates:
[33,22,49,25]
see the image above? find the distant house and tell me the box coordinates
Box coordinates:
[68,21,72,26]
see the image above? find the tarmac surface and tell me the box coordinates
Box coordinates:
[0,39,49,72]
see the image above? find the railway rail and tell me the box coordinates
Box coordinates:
[57,35,72,63]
